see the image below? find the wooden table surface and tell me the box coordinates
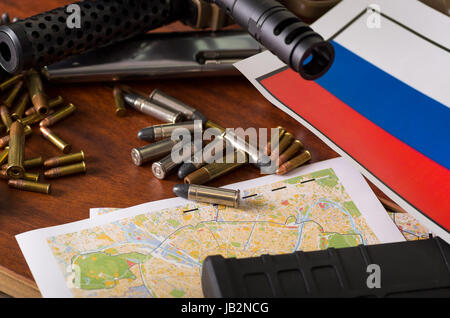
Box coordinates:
[0,0,393,297]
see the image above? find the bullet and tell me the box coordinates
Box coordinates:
[25,156,44,169]
[184,151,248,185]
[151,141,197,179]
[0,147,8,165]
[113,85,127,117]
[223,130,271,168]
[19,112,46,126]
[39,103,76,127]
[11,92,29,120]
[3,80,23,108]
[205,121,226,134]
[24,96,64,116]
[276,150,312,175]
[44,151,85,168]
[149,89,207,123]
[0,105,12,131]
[26,69,49,115]
[131,138,179,166]
[270,132,294,162]
[44,161,86,178]
[0,74,23,92]
[123,92,184,123]
[173,184,240,208]
[0,170,39,182]
[8,179,51,194]
[2,156,44,170]
[6,121,25,179]
[23,172,40,182]
[278,139,304,166]
[0,125,31,148]
[40,126,72,154]
[265,126,286,155]
[138,121,203,142]
[177,135,227,179]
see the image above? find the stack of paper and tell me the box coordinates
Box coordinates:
[17,158,408,297]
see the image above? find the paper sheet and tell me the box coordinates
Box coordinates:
[16,158,404,297]
[234,0,450,243]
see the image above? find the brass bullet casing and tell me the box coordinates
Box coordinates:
[278,139,304,166]
[44,151,85,168]
[0,146,8,165]
[11,92,29,120]
[265,126,286,155]
[139,121,203,142]
[205,121,226,134]
[131,138,178,166]
[188,184,240,208]
[40,126,72,154]
[2,156,44,170]
[23,172,41,182]
[151,141,197,179]
[19,112,46,126]
[0,74,23,92]
[113,85,127,117]
[7,121,25,179]
[24,156,44,169]
[26,69,49,115]
[8,179,51,194]
[149,89,207,122]
[24,96,64,116]
[44,161,86,178]
[0,125,31,149]
[270,132,294,162]
[184,151,248,185]
[123,92,184,123]
[192,134,227,170]
[223,130,271,168]
[3,80,23,108]
[0,105,12,131]
[39,103,76,127]
[276,150,312,175]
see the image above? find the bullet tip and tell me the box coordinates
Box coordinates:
[177,163,196,180]
[173,184,189,199]
[137,127,154,142]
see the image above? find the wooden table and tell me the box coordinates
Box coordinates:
[0,0,393,298]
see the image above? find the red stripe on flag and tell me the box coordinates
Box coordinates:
[261,69,450,231]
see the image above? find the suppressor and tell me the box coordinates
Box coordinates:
[0,0,181,73]
[208,0,335,79]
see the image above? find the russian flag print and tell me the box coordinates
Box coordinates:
[235,0,450,242]
[258,41,450,236]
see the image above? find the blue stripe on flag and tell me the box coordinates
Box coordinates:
[316,41,450,170]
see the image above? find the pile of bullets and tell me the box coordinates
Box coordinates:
[113,86,312,189]
[265,126,312,175]
[0,70,87,194]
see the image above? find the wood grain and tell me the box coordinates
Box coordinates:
[0,0,394,296]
